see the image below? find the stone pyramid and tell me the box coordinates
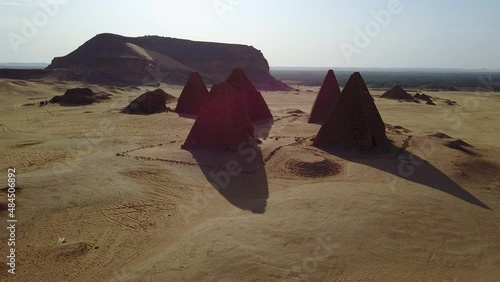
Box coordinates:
[381,85,414,100]
[226,68,273,122]
[182,82,254,150]
[308,69,342,124]
[313,72,388,150]
[175,72,209,116]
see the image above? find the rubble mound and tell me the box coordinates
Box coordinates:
[122,89,176,115]
[50,88,111,105]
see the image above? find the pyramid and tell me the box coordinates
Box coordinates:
[175,72,209,116]
[381,85,415,100]
[182,82,254,150]
[308,69,342,124]
[226,68,273,122]
[122,89,176,115]
[313,72,388,150]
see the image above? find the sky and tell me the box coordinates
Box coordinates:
[0,0,499,69]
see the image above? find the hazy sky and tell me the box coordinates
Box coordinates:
[1,0,499,69]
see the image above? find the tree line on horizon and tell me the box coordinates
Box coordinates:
[271,70,500,92]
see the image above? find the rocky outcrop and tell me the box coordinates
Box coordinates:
[46,33,291,91]
[414,92,436,105]
[49,88,111,105]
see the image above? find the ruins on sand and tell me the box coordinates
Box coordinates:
[308,69,342,124]
[226,68,273,122]
[182,82,254,151]
[49,88,111,106]
[175,72,209,116]
[313,72,389,150]
[122,89,176,115]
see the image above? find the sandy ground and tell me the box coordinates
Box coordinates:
[0,79,500,281]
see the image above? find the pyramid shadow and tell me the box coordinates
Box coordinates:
[57,102,92,107]
[316,143,491,210]
[253,118,275,139]
[187,144,269,214]
[176,113,197,119]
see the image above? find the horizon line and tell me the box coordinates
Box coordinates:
[1,63,500,72]
[271,66,500,71]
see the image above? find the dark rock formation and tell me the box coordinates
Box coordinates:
[182,82,254,151]
[445,99,459,106]
[175,72,209,116]
[446,139,477,156]
[414,92,433,101]
[122,89,176,115]
[308,69,342,124]
[431,132,452,139]
[49,88,111,105]
[414,92,436,105]
[44,33,291,91]
[226,68,273,122]
[314,72,388,150]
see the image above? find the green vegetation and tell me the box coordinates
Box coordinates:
[271,69,500,92]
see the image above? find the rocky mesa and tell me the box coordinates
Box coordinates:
[44,33,291,91]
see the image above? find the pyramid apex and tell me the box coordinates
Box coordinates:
[226,68,273,122]
[231,68,244,73]
[308,69,342,124]
[175,71,210,116]
[182,81,254,151]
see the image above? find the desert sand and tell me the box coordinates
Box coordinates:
[1,78,500,281]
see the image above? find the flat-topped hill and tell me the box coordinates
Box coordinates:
[45,33,291,91]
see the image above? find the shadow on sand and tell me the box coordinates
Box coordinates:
[176,113,197,120]
[187,143,269,214]
[253,118,274,139]
[316,143,491,210]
